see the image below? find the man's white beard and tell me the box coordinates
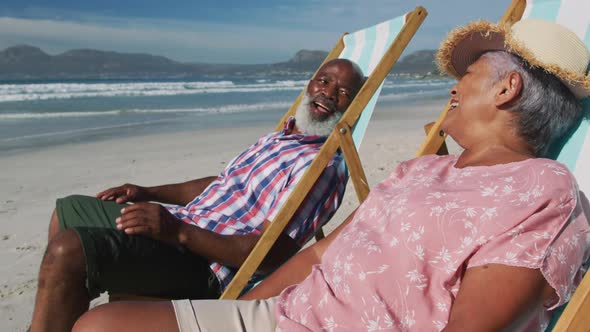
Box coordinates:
[294,93,342,136]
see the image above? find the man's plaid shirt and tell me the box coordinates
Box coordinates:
[166,117,348,289]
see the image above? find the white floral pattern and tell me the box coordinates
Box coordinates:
[276,155,590,331]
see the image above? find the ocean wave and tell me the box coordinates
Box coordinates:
[378,89,449,101]
[0,80,308,102]
[0,78,453,103]
[382,79,454,89]
[0,101,293,120]
[0,119,174,142]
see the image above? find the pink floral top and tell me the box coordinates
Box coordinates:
[276,155,590,331]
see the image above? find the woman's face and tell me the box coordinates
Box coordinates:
[441,57,498,148]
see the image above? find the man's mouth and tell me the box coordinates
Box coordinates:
[310,97,336,116]
[313,101,331,114]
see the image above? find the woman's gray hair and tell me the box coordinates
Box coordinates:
[481,51,583,157]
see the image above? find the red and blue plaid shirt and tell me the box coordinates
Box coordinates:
[166,117,347,289]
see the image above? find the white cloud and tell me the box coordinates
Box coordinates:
[0,0,512,63]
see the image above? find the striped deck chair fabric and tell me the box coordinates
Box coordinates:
[518,0,590,330]
[520,0,590,186]
[219,7,427,300]
[339,15,407,148]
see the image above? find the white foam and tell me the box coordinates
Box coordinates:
[0,80,308,103]
[0,79,450,103]
[0,119,173,142]
[378,89,448,101]
[382,79,454,89]
[0,101,292,120]
[0,110,123,119]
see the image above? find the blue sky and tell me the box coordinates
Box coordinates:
[0,0,512,64]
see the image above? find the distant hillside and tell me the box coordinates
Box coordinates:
[0,45,439,80]
[0,45,193,79]
[395,49,438,75]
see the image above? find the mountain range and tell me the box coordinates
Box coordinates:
[0,45,439,80]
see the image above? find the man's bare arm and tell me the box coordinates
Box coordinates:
[143,177,218,205]
[97,176,217,205]
[174,219,301,273]
[443,264,556,331]
[117,203,300,273]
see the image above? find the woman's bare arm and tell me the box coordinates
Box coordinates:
[443,264,556,331]
[240,208,358,300]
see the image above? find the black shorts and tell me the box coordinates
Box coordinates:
[56,195,221,299]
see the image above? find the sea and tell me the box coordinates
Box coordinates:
[0,76,455,156]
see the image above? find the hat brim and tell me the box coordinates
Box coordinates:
[437,20,590,99]
[437,21,508,79]
[437,21,507,79]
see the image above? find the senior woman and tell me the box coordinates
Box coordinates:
[72,19,590,332]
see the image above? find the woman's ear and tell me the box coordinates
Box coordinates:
[495,71,523,108]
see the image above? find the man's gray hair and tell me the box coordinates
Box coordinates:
[481,51,583,157]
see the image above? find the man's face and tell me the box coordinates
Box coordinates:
[441,56,497,144]
[305,60,363,120]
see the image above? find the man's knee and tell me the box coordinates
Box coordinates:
[56,194,121,230]
[42,229,85,274]
[48,208,61,239]
[57,194,90,212]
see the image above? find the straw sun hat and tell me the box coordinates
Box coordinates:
[437,19,590,99]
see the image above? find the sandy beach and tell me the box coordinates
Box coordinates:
[0,98,459,331]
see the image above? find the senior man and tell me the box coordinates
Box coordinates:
[29,58,365,332]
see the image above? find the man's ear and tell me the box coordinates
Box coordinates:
[495,71,523,108]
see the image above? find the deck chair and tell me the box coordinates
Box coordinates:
[523,1,590,330]
[416,0,590,330]
[108,6,428,303]
[219,6,428,300]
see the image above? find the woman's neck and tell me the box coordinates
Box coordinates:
[455,144,535,169]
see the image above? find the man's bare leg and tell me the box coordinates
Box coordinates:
[72,301,179,332]
[48,209,61,241]
[30,229,90,332]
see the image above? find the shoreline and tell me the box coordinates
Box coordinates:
[0,108,284,158]
[0,91,452,159]
[0,97,457,331]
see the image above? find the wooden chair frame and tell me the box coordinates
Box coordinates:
[109,7,428,303]
[220,6,428,300]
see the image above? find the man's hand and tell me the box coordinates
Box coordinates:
[96,183,149,204]
[115,202,181,245]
